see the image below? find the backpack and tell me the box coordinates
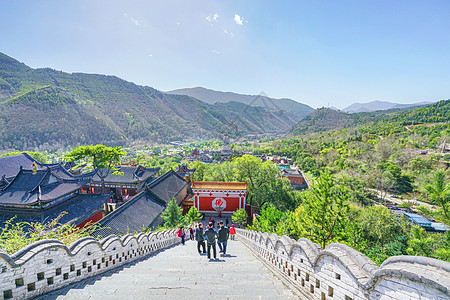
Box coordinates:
[177,230,182,237]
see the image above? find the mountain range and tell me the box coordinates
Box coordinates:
[343,100,434,113]
[290,100,450,135]
[0,52,305,152]
[167,87,314,120]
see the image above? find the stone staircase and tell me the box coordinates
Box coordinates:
[40,240,297,299]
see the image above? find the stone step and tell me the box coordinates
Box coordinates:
[42,240,298,299]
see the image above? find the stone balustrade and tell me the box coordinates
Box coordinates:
[237,228,450,300]
[0,229,181,300]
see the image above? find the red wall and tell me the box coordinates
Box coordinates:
[282,176,303,184]
[76,210,103,228]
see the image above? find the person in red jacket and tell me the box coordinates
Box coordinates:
[229,224,236,240]
[177,226,186,245]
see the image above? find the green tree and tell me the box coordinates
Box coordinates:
[232,208,248,228]
[190,161,208,181]
[65,145,126,193]
[161,198,184,228]
[185,206,201,226]
[425,170,450,220]
[406,226,450,262]
[301,171,349,248]
[356,206,406,248]
[249,205,285,233]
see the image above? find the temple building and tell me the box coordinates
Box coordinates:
[280,168,308,190]
[0,164,110,228]
[91,170,190,237]
[89,165,160,201]
[175,164,196,181]
[188,181,247,225]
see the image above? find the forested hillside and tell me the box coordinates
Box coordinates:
[0,52,298,152]
[289,102,447,136]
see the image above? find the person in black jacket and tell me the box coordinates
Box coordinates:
[195,223,206,254]
[204,222,218,259]
[217,221,230,255]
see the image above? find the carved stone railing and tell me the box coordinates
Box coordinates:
[237,229,450,300]
[0,230,181,299]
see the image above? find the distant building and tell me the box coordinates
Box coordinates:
[403,213,433,229]
[267,155,291,165]
[188,181,247,225]
[89,165,160,202]
[221,133,232,161]
[175,164,196,181]
[280,168,308,190]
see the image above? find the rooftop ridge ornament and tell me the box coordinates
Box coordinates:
[32,162,37,175]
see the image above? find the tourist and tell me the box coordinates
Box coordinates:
[195,223,206,254]
[177,226,186,245]
[217,221,230,255]
[189,227,194,241]
[229,224,236,240]
[204,222,218,259]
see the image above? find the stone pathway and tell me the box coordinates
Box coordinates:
[41,239,298,299]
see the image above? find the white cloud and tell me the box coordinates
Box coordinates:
[224,29,234,38]
[123,13,145,27]
[211,50,220,55]
[148,54,153,57]
[206,13,220,23]
[234,14,244,25]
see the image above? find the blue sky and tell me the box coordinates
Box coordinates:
[1,0,449,108]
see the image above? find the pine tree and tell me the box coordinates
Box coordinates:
[302,171,349,248]
[161,198,184,228]
[185,206,201,226]
[232,208,248,228]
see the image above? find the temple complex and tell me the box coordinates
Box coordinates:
[0,162,109,228]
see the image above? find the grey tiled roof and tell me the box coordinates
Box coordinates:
[91,165,160,185]
[0,153,59,180]
[175,164,196,178]
[0,193,109,229]
[280,169,302,176]
[89,170,189,238]
[91,190,165,238]
[147,170,189,204]
[0,166,93,206]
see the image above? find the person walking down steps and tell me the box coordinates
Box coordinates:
[217,221,230,255]
[229,224,236,240]
[177,226,186,245]
[195,223,206,254]
[204,222,218,260]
